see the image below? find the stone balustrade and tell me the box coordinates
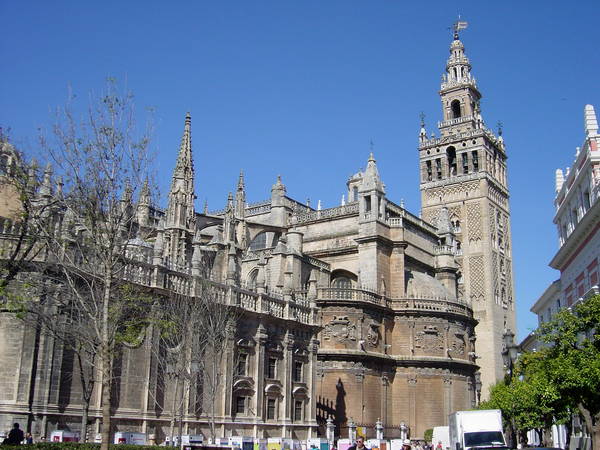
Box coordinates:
[437,114,475,129]
[434,244,455,255]
[317,287,473,317]
[246,200,271,216]
[293,202,358,224]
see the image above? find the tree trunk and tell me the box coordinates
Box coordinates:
[101,359,111,450]
[80,403,89,443]
[577,404,600,450]
[169,378,180,447]
[210,355,217,442]
[100,277,113,450]
[591,419,600,450]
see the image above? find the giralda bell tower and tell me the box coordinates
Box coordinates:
[418,24,516,394]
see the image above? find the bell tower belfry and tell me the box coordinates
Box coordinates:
[418,26,516,395]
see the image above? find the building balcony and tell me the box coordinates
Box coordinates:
[317,287,473,318]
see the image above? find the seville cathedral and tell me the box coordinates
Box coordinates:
[0,31,515,442]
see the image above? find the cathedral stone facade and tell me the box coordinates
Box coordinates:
[0,32,515,442]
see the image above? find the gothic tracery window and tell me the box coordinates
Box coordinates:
[249,232,268,251]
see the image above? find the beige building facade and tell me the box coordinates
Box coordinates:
[0,32,513,442]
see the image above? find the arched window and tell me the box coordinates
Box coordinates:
[353,186,359,202]
[249,232,268,251]
[446,146,457,176]
[332,277,352,289]
[247,269,258,290]
[331,271,357,299]
[451,100,462,119]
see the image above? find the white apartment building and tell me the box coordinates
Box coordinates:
[530,104,600,326]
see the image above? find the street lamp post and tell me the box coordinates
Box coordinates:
[501,329,519,447]
[502,329,519,380]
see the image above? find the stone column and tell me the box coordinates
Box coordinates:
[307,338,320,439]
[443,376,452,424]
[380,375,389,434]
[408,375,417,436]
[282,332,295,437]
[221,331,235,418]
[254,325,268,430]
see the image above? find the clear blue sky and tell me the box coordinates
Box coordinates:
[2,1,599,341]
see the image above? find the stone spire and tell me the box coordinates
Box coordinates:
[362,153,385,192]
[39,163,53,199]
[120,180,133,217]
[139,178,150,206]
[271,175,286,196]
[166,113,196,230]
[137,178,151,227]
[235,170,246,217]
[419,112,427,143]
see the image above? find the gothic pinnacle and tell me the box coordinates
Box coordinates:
[237,170,245,191]
[139,178,150,206]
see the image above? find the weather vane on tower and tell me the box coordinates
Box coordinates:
[452,15,468,39]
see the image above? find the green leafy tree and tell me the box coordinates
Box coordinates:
[535,294,600,450]
[483,294,600,449]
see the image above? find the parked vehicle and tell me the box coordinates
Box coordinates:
[449,409,506,450]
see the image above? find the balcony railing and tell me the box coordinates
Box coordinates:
[317,287,472,317]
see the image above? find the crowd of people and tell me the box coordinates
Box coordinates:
[342,436,443,450]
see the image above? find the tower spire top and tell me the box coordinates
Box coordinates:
[237,170,245,191]
[452,17,468,40]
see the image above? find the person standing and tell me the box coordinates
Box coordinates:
[5,423,24,445]
[348,437,369,450]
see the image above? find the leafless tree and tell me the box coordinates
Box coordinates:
[28,80,155,450]
[196,281,239,442]
[151,279,239,444]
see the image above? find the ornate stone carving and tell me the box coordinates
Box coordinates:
[425,181,479,205]
[367,320,380,347]
[468,255,485,301]
[323,316,357,342]
[466,202,482,242]
[414,325,444,353]
[491,251,498,291]
[451,332,466,355]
